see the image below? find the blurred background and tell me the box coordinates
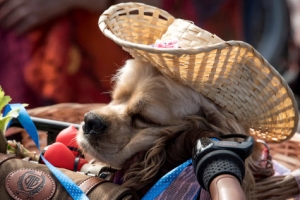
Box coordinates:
[1,0,300,110]
[1,0,300,170]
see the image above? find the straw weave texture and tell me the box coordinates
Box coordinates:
[99,2,299,142]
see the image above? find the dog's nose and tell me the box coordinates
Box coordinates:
[83,112,106,135]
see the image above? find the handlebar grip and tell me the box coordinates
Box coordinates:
[194,150,244,191]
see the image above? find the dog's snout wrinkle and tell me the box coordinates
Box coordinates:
[83,112,107,135]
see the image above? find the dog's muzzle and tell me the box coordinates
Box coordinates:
[83,112,107,135]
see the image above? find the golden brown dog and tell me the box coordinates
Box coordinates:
[77,59,272,195]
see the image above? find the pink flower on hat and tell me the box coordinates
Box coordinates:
[152,38,179,48]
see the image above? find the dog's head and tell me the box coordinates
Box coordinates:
[77,59,208,167]
[77,59,265,191]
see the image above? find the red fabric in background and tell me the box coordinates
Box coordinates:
[0,1,242,108]
[24,10,129,106]
[0,29,42,107]
[0,10,129,108]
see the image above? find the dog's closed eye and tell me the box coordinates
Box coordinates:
[131,113,156,128]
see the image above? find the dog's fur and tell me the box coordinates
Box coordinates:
[77,59,273,196]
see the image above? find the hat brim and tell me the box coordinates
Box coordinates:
[99,2,299,142]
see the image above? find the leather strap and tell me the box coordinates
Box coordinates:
[0,153,17,165]
[0,153,137,200]
[66,176,109,200]
[0,153,105,195]
[78,177,108,195]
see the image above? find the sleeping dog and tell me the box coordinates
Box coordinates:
[77,59,269,196]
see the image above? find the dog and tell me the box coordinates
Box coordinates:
[77,59,273,196]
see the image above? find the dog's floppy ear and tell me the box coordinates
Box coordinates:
[193,94,248,137]
[164,129,220,167]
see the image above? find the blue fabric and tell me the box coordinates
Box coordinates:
[142,159,199,200]
[193,191,200,200]
[152,164,201,200]
[3,104,89,200]
[210,137,219,141]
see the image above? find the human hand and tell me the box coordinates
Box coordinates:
[0,0,76,34]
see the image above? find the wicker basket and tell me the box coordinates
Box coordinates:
[25,103,300,199]
[27,103,106,124]
[268,133,300,171]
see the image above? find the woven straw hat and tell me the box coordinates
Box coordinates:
[99,2,299,142]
